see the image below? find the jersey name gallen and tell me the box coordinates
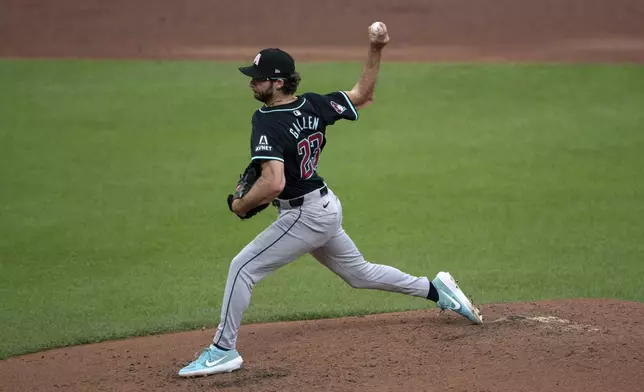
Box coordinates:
[288,116,320,139]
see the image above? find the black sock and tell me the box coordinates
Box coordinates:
[214,343,230,351]
[427,282,439,302]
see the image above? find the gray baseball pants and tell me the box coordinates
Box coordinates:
[213,186,430,349]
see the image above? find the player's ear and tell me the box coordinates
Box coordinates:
[273,79,285,90]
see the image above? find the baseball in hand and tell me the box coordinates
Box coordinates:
[368,21,389,46]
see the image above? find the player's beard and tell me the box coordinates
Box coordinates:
[253,83,275,103]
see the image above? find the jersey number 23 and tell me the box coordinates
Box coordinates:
[297,132,323,179]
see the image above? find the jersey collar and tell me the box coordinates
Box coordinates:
[259,96,306,113]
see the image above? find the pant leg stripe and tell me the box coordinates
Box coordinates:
[215,208,302,347]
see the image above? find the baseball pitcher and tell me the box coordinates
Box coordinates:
[178,21,483,378]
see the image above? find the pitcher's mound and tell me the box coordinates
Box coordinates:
[1,299,643,392]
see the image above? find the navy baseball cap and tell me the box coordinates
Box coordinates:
[239,48,295,79]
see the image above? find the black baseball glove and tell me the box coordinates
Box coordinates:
[227,161,270,220]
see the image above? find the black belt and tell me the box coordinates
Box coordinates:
[272,186,328,208]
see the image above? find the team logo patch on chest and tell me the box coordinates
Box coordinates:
[330,101,347,114]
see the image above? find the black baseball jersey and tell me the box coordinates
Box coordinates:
[249,91,358,200]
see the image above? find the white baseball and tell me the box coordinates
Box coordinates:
[369,22,385,37]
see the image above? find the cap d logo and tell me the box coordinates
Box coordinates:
[253,53,261,66]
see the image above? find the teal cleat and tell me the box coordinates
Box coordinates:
[178,345,243,377]
[432,271,483,324]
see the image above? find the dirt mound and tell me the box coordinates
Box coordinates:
[2,0,644,62]
[1,299,643,392]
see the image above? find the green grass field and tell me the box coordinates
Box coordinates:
[1,59,643,359]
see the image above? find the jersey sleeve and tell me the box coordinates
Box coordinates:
[250,114,284,162]
[305,91,359,125]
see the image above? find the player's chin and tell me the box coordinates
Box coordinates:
[253,91,270,103]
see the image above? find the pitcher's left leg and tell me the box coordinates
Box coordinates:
[212,210,314,350]
[178,208,318,377]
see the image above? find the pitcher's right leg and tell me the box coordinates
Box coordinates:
[310,228,431,298]
[311,227,483,325]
